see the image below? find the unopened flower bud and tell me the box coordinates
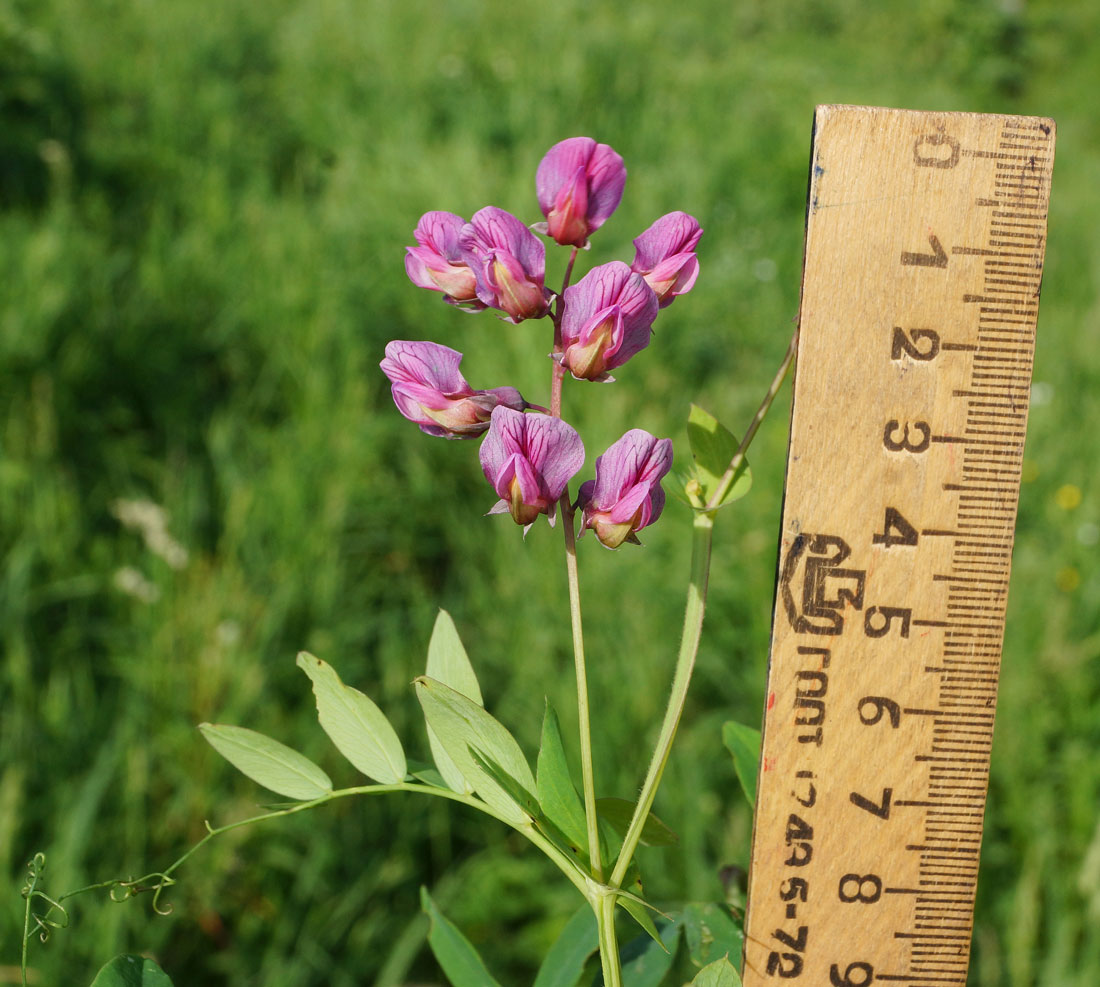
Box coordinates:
[536,138,626,247]
[630,212,703,307]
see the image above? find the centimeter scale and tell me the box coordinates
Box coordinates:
[742,106,1055,986]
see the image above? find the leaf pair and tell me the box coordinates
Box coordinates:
[673,404,752,512]
[199,653,408,801]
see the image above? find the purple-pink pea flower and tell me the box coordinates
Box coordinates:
[479,407,585,529]
[535,137,627,248]
[578,430,674,549]
[630,212,703,308]
[380,340,526,439]
[404,211,485,311]
[558,261,659,381]
[459,207,550,323]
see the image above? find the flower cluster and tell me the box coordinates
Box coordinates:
[382,137,702,547]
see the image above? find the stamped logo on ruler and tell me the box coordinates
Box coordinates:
[742,106,1055,987]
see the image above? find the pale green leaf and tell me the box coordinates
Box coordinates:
[532,904,598,987]
[89,955,175,987]
[199,723,332,801]
[536,701,587,851]
[685,404,752,509]
[426,610,482,702]
[595,797,678,847]
[722,720,762,809]
[682,902,744,969]
[296,652,406,784]
[689,956,743,987]
[414,676,536,825]
[425,611,482,794]
[420,887,503,987]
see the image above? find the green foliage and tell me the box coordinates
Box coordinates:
[688,956,742,987]
[676,405,752,510]
[7,0,1100,983]
[89,955,175,987]
[420,887,503,987]
[681,902,743,969]
[425,609,484,794]
[415,676,538,825]
[609,918,681,987]
[296,652,406,784]
[532,905,598,987]
[197,724,332,801]
[596,798,679,848]
[536,701,588,851]
[721,721,762,810]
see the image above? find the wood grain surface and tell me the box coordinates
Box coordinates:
[742,105,1055,987]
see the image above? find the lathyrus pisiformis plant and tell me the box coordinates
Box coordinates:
[21,137,795,987]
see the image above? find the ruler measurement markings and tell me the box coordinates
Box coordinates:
[743,107,1053,987]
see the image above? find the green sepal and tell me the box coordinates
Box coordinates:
[532,904,599,987]
[296,652,406,784]
[420,887,503,987]
[89,955,175,987]
[675,404,752,511]
[682,902,744,969]
[722,720,762,809]
[595,797,679,847]
[425,611,482,795]
[198,723,332,801]
[688,956,743,987]
[415,676,536,825]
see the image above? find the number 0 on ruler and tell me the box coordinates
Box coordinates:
[743,106,1055,985]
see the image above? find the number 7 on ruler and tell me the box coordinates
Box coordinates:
[742,106,1055,986]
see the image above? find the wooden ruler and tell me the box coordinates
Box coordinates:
[742,106,1055,987]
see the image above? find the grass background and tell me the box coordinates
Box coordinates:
[2,0,1098,983]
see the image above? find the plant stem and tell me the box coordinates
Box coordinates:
[609,512,713,888]
[34,782,591,925]
[610,328,798,887]
[595,890,623,987]
[550,246,579,419]
[546,244,602,878]
[706,328,797,511]
[561,496,604,881]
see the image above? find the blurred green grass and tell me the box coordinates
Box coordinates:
[2,0,1098,983]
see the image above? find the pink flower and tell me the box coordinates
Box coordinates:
[404,212,485,310]
[459,207,550,323]
[479,407,585,529]
[535,137,626,247]
[578,430,673,549]
[380,340,526,439]
[630,212,703,307]
[559,261,658,381]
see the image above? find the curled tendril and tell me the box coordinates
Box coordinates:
[22,854,69,945]
[102,873,177,915]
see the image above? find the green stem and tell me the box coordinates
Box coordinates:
[706,329,797,511]
[559,497,603,881]
[595,890,623,987]
[609,513,714,888]
[32,783,591,926]
[609,329,798,888]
